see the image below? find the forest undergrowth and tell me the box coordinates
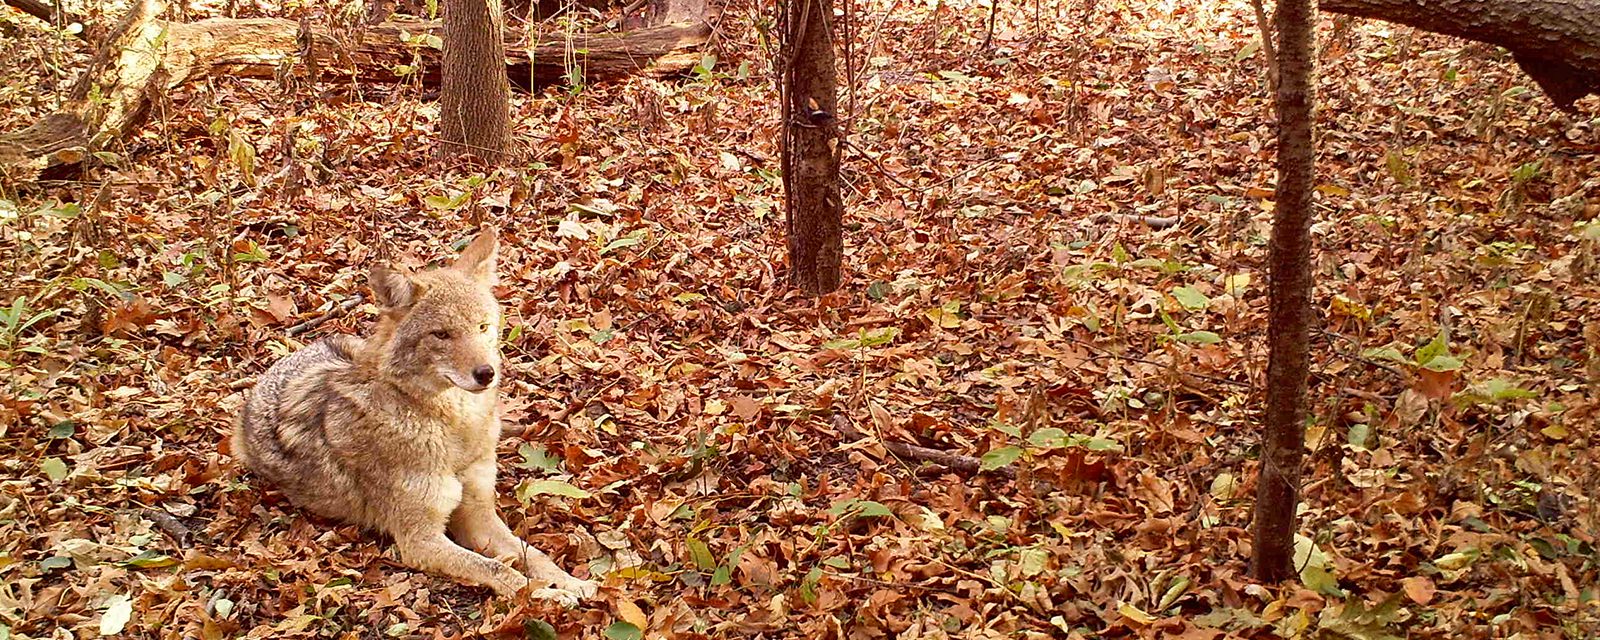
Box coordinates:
[1,0,1598,636]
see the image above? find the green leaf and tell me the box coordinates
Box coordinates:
[710,564,731,586]
[523,619,559,640]
[1347,423,1370,450]
[1176,330,1222,344]
[423,194,456,210]
[1209,473,1237,500]
[1434,548,1479,570]
[1362,345,1409,364]
[47,421,75,439]
[71,277,124,297]
[41,457,68,482]
[799,566,822,604]
[854,500,893,518]
[989,421,1021,438]
[603,622,643,640]
[980,446,1023,471]
[121,549,177,569]
[1171,286,1209,311]
[1481,378,1537,402]
[1082,437,1124,452]
[1300,564,1344,597]
[99,593,133,635]
[516,480,591,502]
[516,443,561,472]
[858,327,898,348]
[1027,427,1068,448]
[827,498,893,519]
[1510,161,1541,184]
[1420,354,1462,372]
[866,281,890,301]
[686,537,715,571]
[232,241,268,263]
[821,337,860,350]
[601,231,646,255]
[1414,331,1451,368]
[40,555,72,571]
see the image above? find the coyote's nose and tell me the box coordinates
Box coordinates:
[472,365,496,387]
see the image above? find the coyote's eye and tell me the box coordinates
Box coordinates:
[430,329,452,340]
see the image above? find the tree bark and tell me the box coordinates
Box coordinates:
[439,0,510,163]
[0,6,709,179]
[1252,0,1315,584]
[780,0,843,296]
[1321,0,1600,111]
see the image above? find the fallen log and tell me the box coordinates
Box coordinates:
[1321,0,1600,111]
[0,0,710,179]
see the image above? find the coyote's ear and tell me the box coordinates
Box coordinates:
[370,264,422,309]
[453,226,498,283]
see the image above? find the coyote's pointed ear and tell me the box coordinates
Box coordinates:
[370,264,422,309]
[453,226,498,283]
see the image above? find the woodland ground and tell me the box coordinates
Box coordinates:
[1,0,1598,637]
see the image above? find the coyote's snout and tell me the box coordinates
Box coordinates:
[231,227,597,604]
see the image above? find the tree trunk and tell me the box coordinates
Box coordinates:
[0,7,709,180]
[780,0,843,296]
[439,0,510,163]
[1252,0,1315,584]
[1321,0,1600,111]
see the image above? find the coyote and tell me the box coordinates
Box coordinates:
[232,227,598,605]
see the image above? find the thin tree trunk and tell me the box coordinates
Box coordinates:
[1251,0,1314,584]
[439,0,511,163]
[1320,0,1600,110]
[780,0,843,296]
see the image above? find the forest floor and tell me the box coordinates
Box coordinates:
[2,0,1599,637]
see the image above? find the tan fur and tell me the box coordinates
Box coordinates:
[232,228,597,605]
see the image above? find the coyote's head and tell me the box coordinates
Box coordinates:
[369,227,503,394]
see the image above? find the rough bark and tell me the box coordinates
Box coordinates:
[1252,0,1315,584]
[0,7,709,179]
[439,0,510,163]
[1321,0,1600,111]
[4,0,64,26]
[780,0,843,296]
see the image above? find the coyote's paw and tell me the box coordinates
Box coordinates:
[529,587,583,608]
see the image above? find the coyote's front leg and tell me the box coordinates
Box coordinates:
[450,459,599,601]
[388,475,530,598]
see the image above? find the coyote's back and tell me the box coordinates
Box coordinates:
[232,335,366,521]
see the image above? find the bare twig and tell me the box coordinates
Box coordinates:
[1249,0,1279,92]
[285,294,365,337]
[1090,212,1181,230]
[833,413,1015,479]
[142,508,194,547]
[839,137,916,192]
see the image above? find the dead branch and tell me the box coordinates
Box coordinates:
[832,413,1016,479]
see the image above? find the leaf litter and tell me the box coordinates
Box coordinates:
[0,0,1597,637]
